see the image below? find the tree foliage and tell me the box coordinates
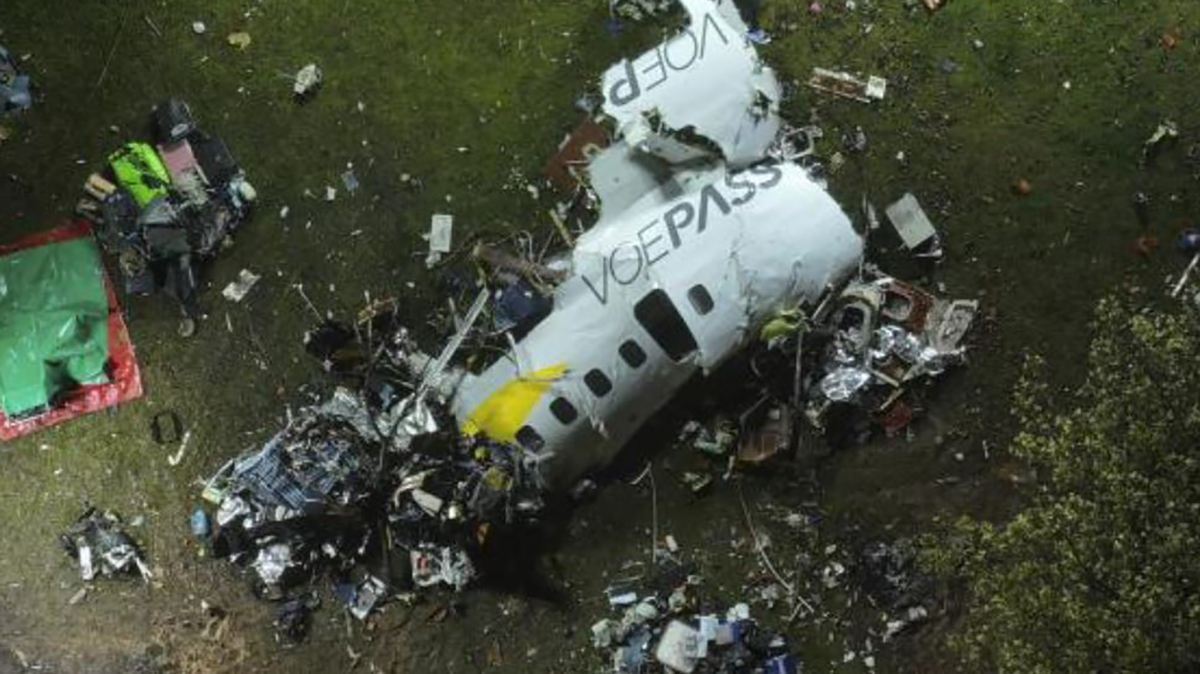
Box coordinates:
[926,298,1200,674]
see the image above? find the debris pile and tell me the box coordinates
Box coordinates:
[590,557,801,673]
[59,508,152,582]
[803,273,977,439]
[82,97,256,328]
[197,302,547,633]
[190,0,979,647]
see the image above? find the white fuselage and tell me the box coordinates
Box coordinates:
[450,162,863,490]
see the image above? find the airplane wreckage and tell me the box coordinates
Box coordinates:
[439,0,973,489]
[196,0,978,631]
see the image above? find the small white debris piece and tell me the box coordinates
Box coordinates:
[429,214,453,253]
[168,431,193,466]
[655,621,701,673]
[591,619,617,649]
[325,186,337,202]
[607,590,638,607]
[192,21,207,35]
[293,63,322,96]
[883,605,929,642]
[411,489,444,516]
[885,193,939,251]
[226,32,251,49]
[410,546,475,590]
[279,206,290,220]
[1144,120,1179,151]
[821,561,846,589]
[726,603,751,621]
[237,180,257,202]
[222,269,261,302]
[865,75,888,100]
[425,213,453,268]
[808,68,887,103]
[864,199,881,231]
[68,587,89,605]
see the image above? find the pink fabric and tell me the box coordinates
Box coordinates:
[157,139,200,183]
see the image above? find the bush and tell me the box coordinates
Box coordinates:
[925,298,1200,674]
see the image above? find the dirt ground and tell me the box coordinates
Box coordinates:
[1,1,1197,672]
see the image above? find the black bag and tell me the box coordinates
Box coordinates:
[153,97,197,144]
[191,133,240,187]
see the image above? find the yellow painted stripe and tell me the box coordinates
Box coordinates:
[461,363,568,441]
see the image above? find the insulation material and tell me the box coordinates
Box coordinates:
[450,163,862,489]
[600,0,782,168]
[0,221,143,439]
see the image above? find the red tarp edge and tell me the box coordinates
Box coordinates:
[0,220,144,441]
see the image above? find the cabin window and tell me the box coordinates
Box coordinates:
[550,397,578,425]
[633,289,699,362]
[585,369,613,397]
[619,340,647,368]
[687,284,714,316]
[515,425,545,451]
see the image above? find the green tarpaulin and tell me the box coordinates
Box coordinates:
[0,236,110,417]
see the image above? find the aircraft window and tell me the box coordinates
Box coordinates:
[550,397,578,425]
[687,284,714,315]
[633,289,699,362]
[515,425,545,451]
[584,369,613,397]
[619,340,647,368]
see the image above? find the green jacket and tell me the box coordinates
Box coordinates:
[108,142,171,208]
